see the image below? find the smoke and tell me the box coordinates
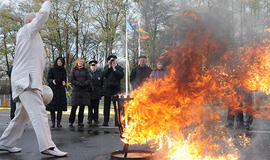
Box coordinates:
[122,9,247,159]
[122,7,270,159]
[160,9,270,159]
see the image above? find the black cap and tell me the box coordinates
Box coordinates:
[138,55,147,59]
[89,60,98,65]
[107,55,117,61]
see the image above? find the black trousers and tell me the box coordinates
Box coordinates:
[245,111,253,127]
[227,107,253,128]
[103,96,117,125]
[50,110,63,124]
[227,108,244,127]
[88,99,100,123]
[10,96,16,120]
[69,106,85,124]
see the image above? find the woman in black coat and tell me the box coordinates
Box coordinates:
[87,60,103,126]
[69,58,91,128]
[46,57,67,128]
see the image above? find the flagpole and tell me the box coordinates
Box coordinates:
[125,20,129,96]
[138,22,141,56]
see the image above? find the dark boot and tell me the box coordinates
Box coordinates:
[69,123,74,128]
[50,111,55,128]
[57,122,62,128]
[93,121,99,126]
[51,121,55,128]
[57,111,63,128]
[78,123,84,129]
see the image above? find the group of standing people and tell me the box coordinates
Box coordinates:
[46,55,125,128]
[0,1,166,156]
[130,55,166,89]
[68,57,105,128]
[46,54,167,129]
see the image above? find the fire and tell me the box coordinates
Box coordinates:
[119,11,270,159]
[120,30,241,159]
[181,11,200,23]
[222,39,270,118]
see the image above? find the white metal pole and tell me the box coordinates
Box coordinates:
[138,22,141,57]
[125,21,129,96]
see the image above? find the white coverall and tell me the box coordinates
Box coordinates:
[0,1,56,152]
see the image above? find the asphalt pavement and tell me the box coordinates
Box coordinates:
[0,109,123,160]
[0,109,269,160]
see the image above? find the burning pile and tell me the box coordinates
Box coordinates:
[118,11,270,160]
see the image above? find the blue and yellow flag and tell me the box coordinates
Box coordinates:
[126,20,138,33]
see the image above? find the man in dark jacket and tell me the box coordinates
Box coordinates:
[88,60,103,126]
[102,55,124,126]
[130,55,152,90]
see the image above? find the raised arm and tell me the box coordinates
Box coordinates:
[0,0,10,13]
[27,0,51,39]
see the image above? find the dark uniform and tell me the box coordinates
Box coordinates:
[102,55,124,126]
[88,60,103,126]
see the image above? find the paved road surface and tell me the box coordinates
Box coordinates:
[0,110,269,160]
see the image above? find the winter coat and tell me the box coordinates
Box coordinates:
[150,69,165,80]
[89,69,103,100]
[46,60,67,111]
[70,68,91,106]
[130,65,152,89]
[102,65,124,96]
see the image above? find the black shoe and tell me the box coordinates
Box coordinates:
[57,123,62,128]
[88,121,92,126]
[236,125,245,130]
[245,125,252,131]
[51,124,55,128]
[69,123,74,128]
[225,124,233,128]
[93,121,99,126]
[102,122,108,126]
[78,123,84,127]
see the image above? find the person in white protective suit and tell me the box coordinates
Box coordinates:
[0,0,68,157]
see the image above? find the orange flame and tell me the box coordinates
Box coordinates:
[119,11,270,159]
[181,11,200,23]
[120,29,242,159]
